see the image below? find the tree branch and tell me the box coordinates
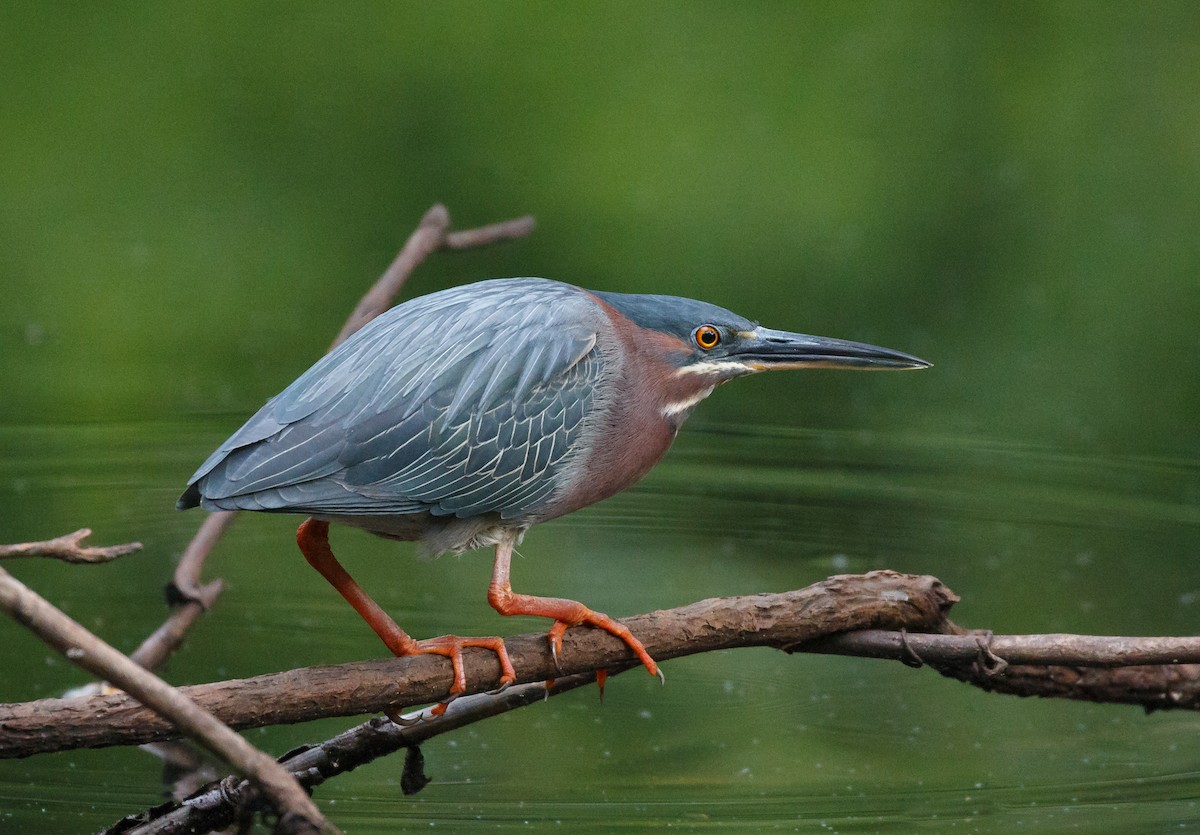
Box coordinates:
[800,629,1200,668]
[1,571,953,758]
[332,204,535,346]
[8,570,1200,763]
[107,673,603,835]
[0,566,331,832]
[0,528,141,564]
[801,629,1200,711]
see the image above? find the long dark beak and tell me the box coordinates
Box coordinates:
[731,327,931,371]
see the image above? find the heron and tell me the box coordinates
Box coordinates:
[179,277,929,708]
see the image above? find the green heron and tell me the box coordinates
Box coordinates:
[179,277,928,706]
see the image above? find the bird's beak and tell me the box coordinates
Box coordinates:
[730,327,931,372]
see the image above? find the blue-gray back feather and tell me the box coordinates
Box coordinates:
[180,278,603,525]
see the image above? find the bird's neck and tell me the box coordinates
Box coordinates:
[539,304,719,522]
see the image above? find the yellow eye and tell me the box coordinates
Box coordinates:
[694,325,721,350]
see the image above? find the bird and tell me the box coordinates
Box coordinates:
[178,277,929,708]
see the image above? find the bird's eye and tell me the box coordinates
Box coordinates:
[694,325,721,350]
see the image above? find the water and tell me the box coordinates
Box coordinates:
[3,3,1200,830]
[2,421,1198,832]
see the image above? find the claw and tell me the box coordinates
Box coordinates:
[429,692,459,717]
[387,709,424,727]
[656,667,666,687]
[547,621,567,671]
[897,628,925,669]
[487,680,512,697]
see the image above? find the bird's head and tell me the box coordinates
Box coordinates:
[591,290,931,387]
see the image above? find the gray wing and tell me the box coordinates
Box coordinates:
[179,278,603,522]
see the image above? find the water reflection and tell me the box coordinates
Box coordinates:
[1,420,1198,831]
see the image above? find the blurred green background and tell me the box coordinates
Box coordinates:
[2,3,1199,832]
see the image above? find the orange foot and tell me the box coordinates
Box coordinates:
[545,606,662,683]
[489,581,664,689]
[487,538,664,695]
[297,519,517,718]
[410,634,518,716]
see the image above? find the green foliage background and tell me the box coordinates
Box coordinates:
[4,3,1198,448]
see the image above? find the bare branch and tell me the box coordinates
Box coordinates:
[109,673,600,835]
[7,570,1200,761]
[87,580,1200,832]
[0,529,141,564]
[0,571,958,757]
[0,566,332,832]
[800,628,1200,712]
[167,513,233,616]
[442,214,536,249]
[130,580,225,670]
[934,654,1200,712]
[800,630,1200,668]
[331,206,534,349]
[329,203,451,348]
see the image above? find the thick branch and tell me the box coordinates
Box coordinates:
[0,528,141,564]
[0,571,953,758]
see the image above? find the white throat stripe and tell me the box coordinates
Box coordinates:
[673,360,749,377]
[662,386,716,417]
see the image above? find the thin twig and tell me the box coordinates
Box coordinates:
[330,203,449,346]
[168,513,235,610]
[333,207,535,345]
[0,566,331,832]
[442,214,536,250]
[0,528,141,564]
[130,580,225,670]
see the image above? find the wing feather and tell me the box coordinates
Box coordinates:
[181,278,604,526]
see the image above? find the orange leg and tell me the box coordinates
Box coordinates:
[297,519,516,715]
[486,535,661,682]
